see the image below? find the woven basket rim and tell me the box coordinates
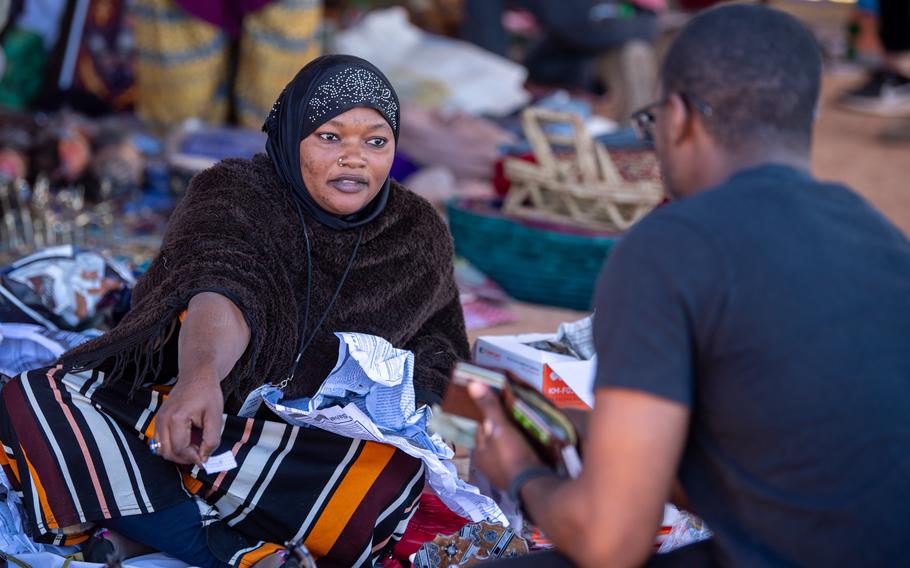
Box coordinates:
[447,199,624,242]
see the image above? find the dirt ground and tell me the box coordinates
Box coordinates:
[814,74,910,233]
[470,72,910,342]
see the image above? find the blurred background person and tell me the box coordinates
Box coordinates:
[839,0,910,117]
[460,0,665,122]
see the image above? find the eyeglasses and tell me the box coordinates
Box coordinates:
[630,92,714,143]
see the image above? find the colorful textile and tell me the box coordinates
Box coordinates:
[133,0,322,128]
[0,28,46,110]
[413,521,529,567]
[133,0,230,125]
[72,0,137,110]
[174,0,274,38]
[234,0,322,128]
[0,365,425,566]
[454,258,517,330]
[0,323,89,378]
[0,246,135,332]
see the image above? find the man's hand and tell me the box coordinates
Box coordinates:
[154,374,224,466]
[468,381,545,490]
[563,407,592,443]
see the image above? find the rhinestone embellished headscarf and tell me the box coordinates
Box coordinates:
[263,54,400,231]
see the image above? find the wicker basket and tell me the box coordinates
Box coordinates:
[503,107,663,231]
[447,200,619,311]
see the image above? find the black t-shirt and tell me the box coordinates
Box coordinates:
[594,164,910,567]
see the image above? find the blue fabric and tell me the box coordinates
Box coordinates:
[593,164,910,566]
[0,324,89,377]
[103,499,229,568]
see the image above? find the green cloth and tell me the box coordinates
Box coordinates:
[0,28,46,110]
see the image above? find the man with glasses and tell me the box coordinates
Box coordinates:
[471,5,910,567]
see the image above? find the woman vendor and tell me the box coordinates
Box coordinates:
[0,55,469,567]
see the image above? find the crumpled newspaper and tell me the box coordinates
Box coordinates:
[240,332,506,525]
[555,314,596,360]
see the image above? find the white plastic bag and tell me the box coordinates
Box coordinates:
[658,506,713,553]
[0,469,41,556]
[333,7,530,117]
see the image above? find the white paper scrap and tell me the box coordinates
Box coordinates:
[203,451,237,474]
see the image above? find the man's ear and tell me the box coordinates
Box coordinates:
[666,93,691,146]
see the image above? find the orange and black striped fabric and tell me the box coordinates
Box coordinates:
[0,366,424,567]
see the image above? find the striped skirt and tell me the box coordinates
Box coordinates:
[0,366,425,567]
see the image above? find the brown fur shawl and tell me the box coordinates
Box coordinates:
[61,154,469,408]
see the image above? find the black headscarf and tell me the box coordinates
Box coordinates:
[263,54,401,231]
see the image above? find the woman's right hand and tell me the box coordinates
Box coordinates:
[155,292,250,465]
[154,372,224,465]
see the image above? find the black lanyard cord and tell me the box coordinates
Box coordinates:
[280,198,364,389]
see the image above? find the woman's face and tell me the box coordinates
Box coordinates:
[299,107,395,216]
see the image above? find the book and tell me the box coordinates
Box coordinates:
[432,361,583,478]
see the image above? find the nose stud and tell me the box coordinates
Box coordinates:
[338,157,345,167]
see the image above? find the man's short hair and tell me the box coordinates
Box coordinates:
[661,4,822,151]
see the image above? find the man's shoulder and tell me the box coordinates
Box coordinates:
[662,166,797,215]
[604,205,726,294]
[619,202,718,257]
[652,164,870,236]
[688,164,861,207]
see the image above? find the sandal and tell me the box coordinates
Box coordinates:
[80,530,124,567]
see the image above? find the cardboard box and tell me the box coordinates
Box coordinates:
[473,333,596,409]
[473,336,703,547]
